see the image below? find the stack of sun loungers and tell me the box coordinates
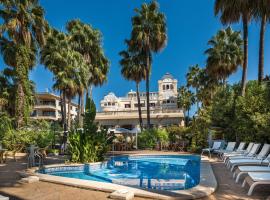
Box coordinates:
[202,142,270,196]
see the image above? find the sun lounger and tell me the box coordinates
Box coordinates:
[215,142,237,159]
[234,163,270,183]
[225,143,260,165]
[242,172,270,196]
[223,142,253,162]
[227,144,270,171]
[201,141,222,158]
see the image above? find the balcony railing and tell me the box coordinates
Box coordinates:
[96,108,183,116]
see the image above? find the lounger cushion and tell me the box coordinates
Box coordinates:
[248,172,270,182]
[238,166,270,172]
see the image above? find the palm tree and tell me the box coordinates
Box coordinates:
[251,0,270,83]
[41,29,87,147]
[0,0,47,127]
[130,1,167,129]
[205,27,243,84]
[119,46,146,130]
[67,19,109,126]
[215,0,252,96]
[177,86,195,125]
[186,65,201,109]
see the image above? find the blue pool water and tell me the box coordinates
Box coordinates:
[40,155,200,191]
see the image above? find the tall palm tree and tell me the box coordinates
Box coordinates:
[41,29,87,147]
[67,19,109,127]
[251,0,270,83]
[186,65,201,109]
[205,27,243,84]
[0,0,47,127]
[215,0,252,96]
[119,46,146,130]
[130,1,167,129]
[177,86,195,125]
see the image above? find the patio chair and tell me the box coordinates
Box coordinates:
[220,142,245,158]
[242,172,270,196]
[224,143,258,164]
[227,144,270,171]
[27,145,42,168]
[233,158,270,183]
[201,141,222,158]
[223,142,253,162]
[214,142,236,158]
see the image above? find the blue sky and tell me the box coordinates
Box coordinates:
[1,0,270,112]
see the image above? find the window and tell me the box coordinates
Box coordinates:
[112,103,115,106]
[134,103,145,108]
[125,104,131,108]
[163,85,165,90]
[166,85,170,90]
[104,103,107,106]
[150,103,155,107]
[170,84,174,90]
[108,102,111,106]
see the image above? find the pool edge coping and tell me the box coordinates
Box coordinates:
[21,154,217,200]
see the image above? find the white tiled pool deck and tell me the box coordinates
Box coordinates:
[25,154,217,200]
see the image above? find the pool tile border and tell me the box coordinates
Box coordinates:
[23,154,217,200]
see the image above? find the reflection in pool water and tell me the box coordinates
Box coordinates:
[40,155,200,191]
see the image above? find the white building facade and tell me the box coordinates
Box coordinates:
[95,73,184,129]
[31,92,78,121]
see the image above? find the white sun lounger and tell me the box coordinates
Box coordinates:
[201,141,222,158]
[223,142,253,162]
[227,144,270,171]
[234,163,270,183]
[242,172,270,196]
[225,143,261,166]
[214,142,236,158]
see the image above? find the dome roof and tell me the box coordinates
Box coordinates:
[104,92,118,102]
[162,72,174,80]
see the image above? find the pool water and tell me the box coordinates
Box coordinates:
[40,155,200,191]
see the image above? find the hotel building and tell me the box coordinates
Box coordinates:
[31,92,78,121]
[95,73,185,129]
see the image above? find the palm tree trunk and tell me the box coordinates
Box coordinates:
[15,80,25,128]
[77,93,81,126]
[146,59,151,129]
[241,16,248,96]
[60,91,64,126]
[67,97,71,129]
[81,90,85,115]
[62,90,68,152]
[258,14,266,84]
[136,82,143,130]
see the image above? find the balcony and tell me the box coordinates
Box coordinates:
[95,108,184,120]
[34,103,56,110]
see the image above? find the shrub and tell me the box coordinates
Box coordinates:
[138,128,169,149]
[68,98,114,163]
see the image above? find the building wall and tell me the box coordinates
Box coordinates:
[31,92,78,121]
[96,73,184,129]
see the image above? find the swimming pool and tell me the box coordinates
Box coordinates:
[40,155,201,191]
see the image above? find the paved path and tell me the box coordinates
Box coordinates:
[0,151,269,200]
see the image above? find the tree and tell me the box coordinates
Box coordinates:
[205,27,243,84]
[0,0,48,127]
[215,0,252,96]
[186,65,201,109]
[119,43,146,130]
[41,29,87,149]
[66,19,109,127]
[251,0,270,83]
[130,1,167,129]
[177,86,195,125]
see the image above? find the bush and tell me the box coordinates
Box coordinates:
[166,125,188,144]
[68,97,114,163]
[138,128,169,149]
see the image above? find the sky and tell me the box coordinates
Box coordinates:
[1,0,270,112]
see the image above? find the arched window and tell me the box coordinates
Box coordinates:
[163,85,165,90]
[166,85,169,90]
[170,84,174,90]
